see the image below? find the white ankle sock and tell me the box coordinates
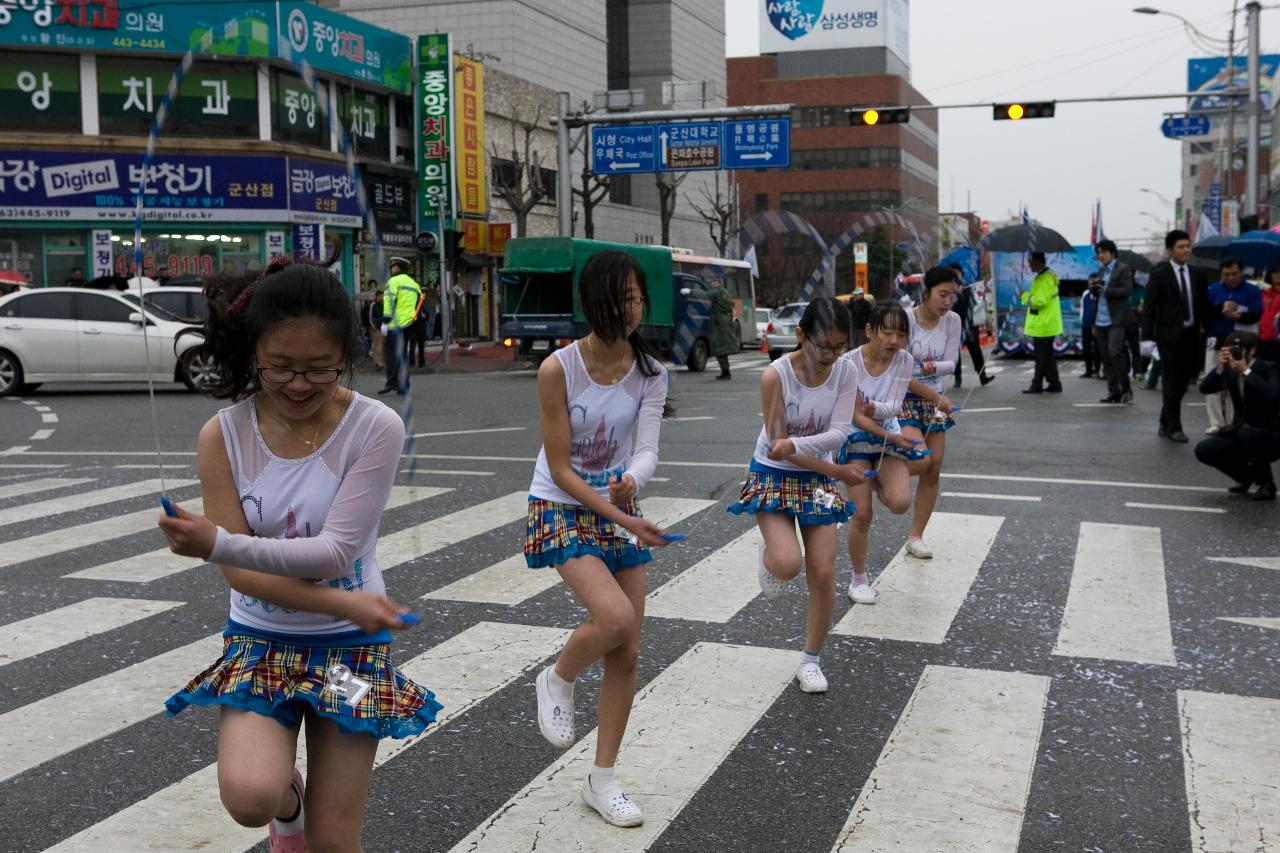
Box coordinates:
[272,783,305,836]
[851,572,870,587]
[589,764,616,790]
[547,667,574,703]
[800,650,821,666]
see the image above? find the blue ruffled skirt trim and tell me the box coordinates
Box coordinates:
[838,431,932,464]
[726,460,853,526]
[524,496,651,574]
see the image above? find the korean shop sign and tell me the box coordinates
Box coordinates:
[0,52,79,132]
[455,55,487,216]
[0,149,288,222]
[273,71,325,146]
[97,59,257,137]
[339,87,389,161]
[365,172,414,246]
[288,157,362,227]
[0,0,273,56]
[417,33,452,229]
[278,0,411,93]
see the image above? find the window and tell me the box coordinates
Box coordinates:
[755,193,769,212]
[75,293,135,323]
[98,58,258,138]
[790,106,856,128]
[792,148,901,171]
[272,70,326,148]
[8,291,73,320]
[780,190,903,213]
[491,158,557,204]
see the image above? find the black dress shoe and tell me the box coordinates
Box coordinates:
[1045,384,1063,393]
[1158,425,1168,436]
[377,384,397,395]
[715,373,732,380]
[979,372,995,386]
[1100,395,1120,403]
[1228,482,1253,494]
[1120,391,1134,404]
[1251,481,1277,501]
[1167,430,1189,443]
[1022,386,1043,394]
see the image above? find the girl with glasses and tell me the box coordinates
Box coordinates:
[156,257,438,853]
[899,267,959,560]
[727,296,863,694]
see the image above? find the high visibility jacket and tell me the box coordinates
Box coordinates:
[383,273,422,330]
[1020,268,1063,338]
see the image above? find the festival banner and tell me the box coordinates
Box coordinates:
[455,55,487,216]
[417,33,453,230]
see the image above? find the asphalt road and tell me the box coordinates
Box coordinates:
[0,350,1276,853]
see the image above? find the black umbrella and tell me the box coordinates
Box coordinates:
[979,223,1074,253]
[1191,235,1230,263]
[1116,249,1153,272]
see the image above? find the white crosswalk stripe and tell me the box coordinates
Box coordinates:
[647,528,761,622]
[0,597,184,669]
[0,477,94,502]
[0,498,204,572]
[0,478,196,530]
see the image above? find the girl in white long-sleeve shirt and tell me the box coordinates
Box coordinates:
[728,297,859,695]
[524,250,674,829]
[158,259,436,853]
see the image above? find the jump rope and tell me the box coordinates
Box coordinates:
[136,24,420,625]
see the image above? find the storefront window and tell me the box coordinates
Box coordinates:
[108,231,256,280]
[45,232,86,287]
[0,53,80,133]
[221,233,262,277]
[273,70,327,149]
[0,232,43,286]
[98,57,258,139]
[339,86,390,161]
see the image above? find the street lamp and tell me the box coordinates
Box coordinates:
[1139,187,1175,208]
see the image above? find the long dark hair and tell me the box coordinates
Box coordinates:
[792,296,851,351]
[865,300,909,336]
[181,258,359,400]
[578,249,674,416]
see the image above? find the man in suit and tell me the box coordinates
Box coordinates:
[1094,239,1135,403]
[1140,229,1210,442]
[1194,331,1280,500]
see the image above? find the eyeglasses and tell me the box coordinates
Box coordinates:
[257,366,343,384]
[806,339,847,356]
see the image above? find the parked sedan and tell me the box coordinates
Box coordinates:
[763,301,807,361]
[0,287,214,396]
[119,285,208,325]
[755,307,773,342]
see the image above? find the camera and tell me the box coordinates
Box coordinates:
[1231,345,1244,361]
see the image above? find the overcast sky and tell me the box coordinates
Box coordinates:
[726,1,1263,248]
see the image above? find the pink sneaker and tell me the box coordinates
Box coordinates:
[268,768,308,853]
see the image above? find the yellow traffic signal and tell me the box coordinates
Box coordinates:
[849,107,909,127]
[994,101,1055,120]
[863,108,880,126]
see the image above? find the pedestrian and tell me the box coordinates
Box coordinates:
[948,263,994,388]
[1140,229,1210,443]
[1193,331,1280,500]
[524,250,674,828]
[367,282,385,369]
[157,257,440,852]
[1204,257,1263,434]
[379,256,421,394]
[846,286,872,348]
[727,297,858,695]
[1020,252,1064,394]
[404,284,428,369]
[900,266,960,559]
[709,285,738,380]
[422,280,442,340]
[838,301,930,605]
[64,266,84,287]
[1094,239,1135,404]
[1081,273,1102,378]
[1260,267,1280,363]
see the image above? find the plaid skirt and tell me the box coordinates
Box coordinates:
[165,632,441,739]
[525,496,652,573]
[838,429,932,465]
[899,395,955,433]
[726,459,852,526]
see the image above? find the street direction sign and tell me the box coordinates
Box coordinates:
[657,121,722,171]
[723,118,791,169]
[1160,115,1211,139]
[591,124,658,174]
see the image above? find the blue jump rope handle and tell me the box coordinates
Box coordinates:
[864,469,878,478]
[160,496,177,518]
[398,613,421,626]
[660,533,687,543]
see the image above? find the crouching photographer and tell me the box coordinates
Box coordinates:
[1194,331,1280,500]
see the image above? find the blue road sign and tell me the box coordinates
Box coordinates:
[723,118,791,169]
[657,121,722,172]
[1161,115,1211,139]
[591,124,658,174]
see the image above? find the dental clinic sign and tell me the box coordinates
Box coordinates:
[759,0,910,65]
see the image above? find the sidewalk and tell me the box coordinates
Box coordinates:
[358,339,527,375]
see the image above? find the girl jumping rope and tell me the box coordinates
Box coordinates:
[728,297,861,694]
[900,266,960,559]
[524,250,674,828]
[158,258,438,853]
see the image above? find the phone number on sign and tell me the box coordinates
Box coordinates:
[0,208,72,219]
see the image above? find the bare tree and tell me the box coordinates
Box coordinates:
[688,171,736,255]
[489,105,548,238]
[655,171,687,246]
[574,161,611,240]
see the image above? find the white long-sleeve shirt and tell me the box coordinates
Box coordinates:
[752,355,858,470]
[907,308,961,395]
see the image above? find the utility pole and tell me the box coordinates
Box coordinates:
[437,204,451,370]
[556,92,572,236]
[1246,0,1262,217]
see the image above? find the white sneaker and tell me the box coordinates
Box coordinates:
[795,661,828,693]
[905,538,933,559]
[847,582,878,604]
[581,776,644,827]
[757,541,790,598]
[534,667,575,749]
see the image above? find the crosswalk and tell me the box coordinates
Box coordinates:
[0,472,1275,852]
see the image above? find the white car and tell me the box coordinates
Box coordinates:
[120,285,208,325]
[764,301,808,361]
[754,307,773,342]
[0,287,214,396]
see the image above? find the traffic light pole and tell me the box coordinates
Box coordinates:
[437,204,451,370]
[1245,0,1261,217]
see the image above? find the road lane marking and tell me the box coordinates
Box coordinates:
[1215,616,1280,631]
[1053,522,1176,666]
[379,492,530,570]
[1178,690,1280,853]
[1124,502,1226,514]
[423,497,714,605]
[832,512,1003,644]
[411,427,525,438]
[647,529,761,622]
[942,491,1041,502]
[1207,556,1280,571]
[0,478,198,530]
[28,429,54,440]
[957,406,1016,413]
[0,598,184,668]
[449,642,797,853]
[0,477,92,502]
[831,665,1049,853]
[42,621,571,853]
[399,468,495,476]
[66,488,444,583]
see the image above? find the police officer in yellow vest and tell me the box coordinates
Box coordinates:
[1020,251,1063,394]
[379,256,422,394]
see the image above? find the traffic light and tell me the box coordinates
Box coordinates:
[993,101,1055,121]
[443,229,464,262]
[849,107,909,127]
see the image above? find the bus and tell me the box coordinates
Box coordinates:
[669,249,758,346]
